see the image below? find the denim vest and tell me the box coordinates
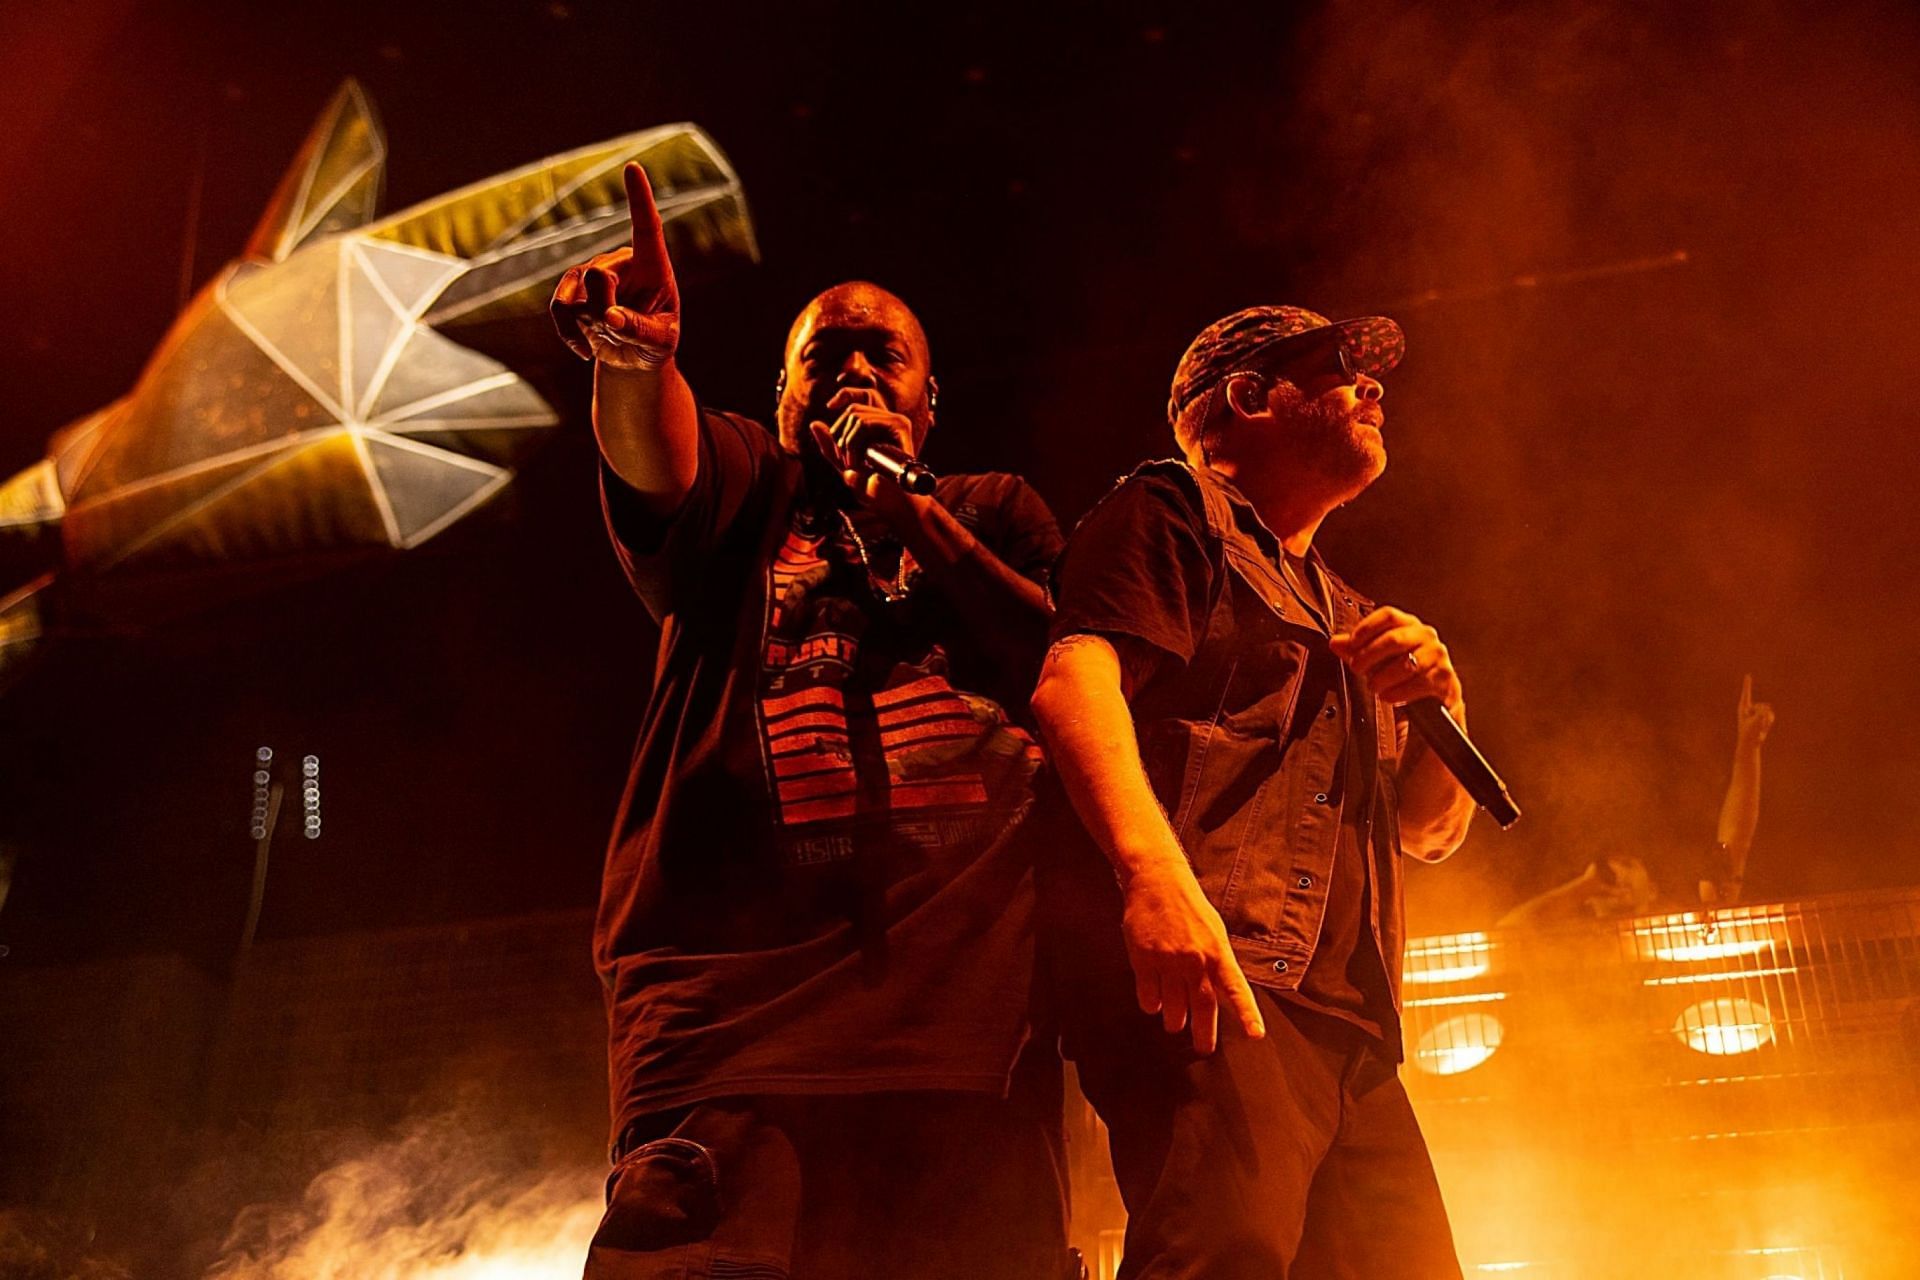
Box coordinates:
[1124,462,1409,1015]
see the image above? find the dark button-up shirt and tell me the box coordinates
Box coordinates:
[1049,462,1408,1044]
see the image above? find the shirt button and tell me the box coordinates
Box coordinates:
[1271,960,1289,973]
[1297,875,1313,888]
[1315,792,1329,804]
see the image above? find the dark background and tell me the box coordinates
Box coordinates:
[3,0,1918,960]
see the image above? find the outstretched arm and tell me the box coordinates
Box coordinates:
[1713,674,1774,898]
[895,493,1054,672]
[1030,634,1265,1054]
[1498,863,1606,928]
[551,163,699,518]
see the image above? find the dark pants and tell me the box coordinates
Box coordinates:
[1067,989,1462,1280]
[583,1065,1072,1279]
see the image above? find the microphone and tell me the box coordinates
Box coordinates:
[1405,698,1522,829]
[862,444,938,496]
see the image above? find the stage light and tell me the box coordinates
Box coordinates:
[1404,931,1493,984]
[1674,996,1774,1055]
[1631,907,1787,962]
[1643,964,1800,987]
[1413,1012,1504,1076]
[1405,991,1507,1009]
[1650,937,1776,961]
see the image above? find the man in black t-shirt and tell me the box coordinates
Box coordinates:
[551,165,1068,1280]
[1031,305,1479,1278]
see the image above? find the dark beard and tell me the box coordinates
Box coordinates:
[1276,387,1383,492]
[798,447,857,515]
[775,393,934,462]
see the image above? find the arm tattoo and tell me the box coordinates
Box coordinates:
[1043,632,1160,701]
[1042,633,1111,660]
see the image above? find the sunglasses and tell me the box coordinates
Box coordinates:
[1257,337,1358,388]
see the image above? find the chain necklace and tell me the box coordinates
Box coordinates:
[836,510,918,603]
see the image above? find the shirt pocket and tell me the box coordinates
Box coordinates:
[1158,720,1281,910]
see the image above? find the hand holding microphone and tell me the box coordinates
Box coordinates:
[807,387,938,504]
[1330,606,1521,829]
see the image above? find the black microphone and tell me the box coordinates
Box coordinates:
[1405,698,1522,829]
[863,444,938,496]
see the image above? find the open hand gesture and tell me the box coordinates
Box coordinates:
[551,163,680,369]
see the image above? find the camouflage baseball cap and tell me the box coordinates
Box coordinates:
[1167,305,1405,437]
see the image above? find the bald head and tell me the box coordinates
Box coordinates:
[785,281,930,366]
[776,281,937,453]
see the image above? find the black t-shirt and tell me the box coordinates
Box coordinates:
[593,409,1063,1130]
[1050,473,1394,1039]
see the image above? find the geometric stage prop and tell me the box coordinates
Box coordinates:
[0,80,754,676]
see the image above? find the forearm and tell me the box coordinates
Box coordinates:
[901,497,1052,674]
[593,360,700,517]
[1031,641,1191,887]
[1497,873,1598,928]
[1717,744,1763,870]
[1394,713,1476,861]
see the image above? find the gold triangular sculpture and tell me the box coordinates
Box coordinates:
[0,81,755,602]
[244,79,387,264]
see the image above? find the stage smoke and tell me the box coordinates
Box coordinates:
[203,1106,601,1280]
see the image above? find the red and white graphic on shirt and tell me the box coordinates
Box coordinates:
[755,521,1036,830]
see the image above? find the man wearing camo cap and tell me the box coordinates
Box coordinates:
[1032,305,1477,1277]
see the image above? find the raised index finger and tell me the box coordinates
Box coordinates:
[1739,673,1753,712]
[623,162,672,278]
